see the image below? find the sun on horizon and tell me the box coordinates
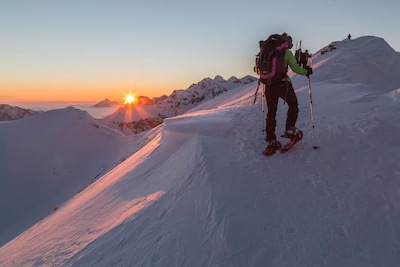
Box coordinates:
[123,93,136,105]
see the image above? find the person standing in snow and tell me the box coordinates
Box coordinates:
[300,49,311,68]
[264,34,313,151]
[295,48,301,64]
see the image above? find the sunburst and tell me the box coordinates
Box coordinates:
[124,93,135,105]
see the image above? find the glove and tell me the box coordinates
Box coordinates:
[306,67,313,76]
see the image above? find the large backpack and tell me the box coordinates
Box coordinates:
[256,34,289,85]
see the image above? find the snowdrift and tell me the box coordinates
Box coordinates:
[0,107,139,246]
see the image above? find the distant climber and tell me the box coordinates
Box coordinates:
[300,50,311,68]
[295,48,301,64]
[348,34,352,40]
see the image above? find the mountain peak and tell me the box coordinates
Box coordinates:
[0,104,39,121]
[306,35,400,91]
[214,75,225,82]
[93,99,120,107]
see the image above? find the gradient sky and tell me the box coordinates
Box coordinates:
[1,0,399,102]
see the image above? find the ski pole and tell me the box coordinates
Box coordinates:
[253,80,261,104]
[307,76,319,150]
[262,84,266,135]
[252,80,266,135]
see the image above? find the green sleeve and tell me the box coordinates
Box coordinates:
[285,50,308,75]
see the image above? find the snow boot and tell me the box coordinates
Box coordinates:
[263,140,282,156]
[282,127,303,140]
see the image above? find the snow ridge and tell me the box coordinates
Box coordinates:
[308,36,400,90]
[0,107,138,247]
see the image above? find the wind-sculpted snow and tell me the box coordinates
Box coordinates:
[1,36,400,267]
[0,107,139,246]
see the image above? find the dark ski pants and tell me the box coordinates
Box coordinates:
[264,81,299,141]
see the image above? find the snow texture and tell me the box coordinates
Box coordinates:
[1,36,400,267]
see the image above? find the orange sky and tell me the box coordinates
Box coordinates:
[0,78,194,103]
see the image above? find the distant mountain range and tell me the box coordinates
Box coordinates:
[0,76,257,130]
[92,99,120,107]
[98,75,257,135]
[0,104,40,121]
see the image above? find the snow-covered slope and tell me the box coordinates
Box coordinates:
[306,36,400,91]
[1,36,400,267]
[0,104,39,121]
[0,107,152,246]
